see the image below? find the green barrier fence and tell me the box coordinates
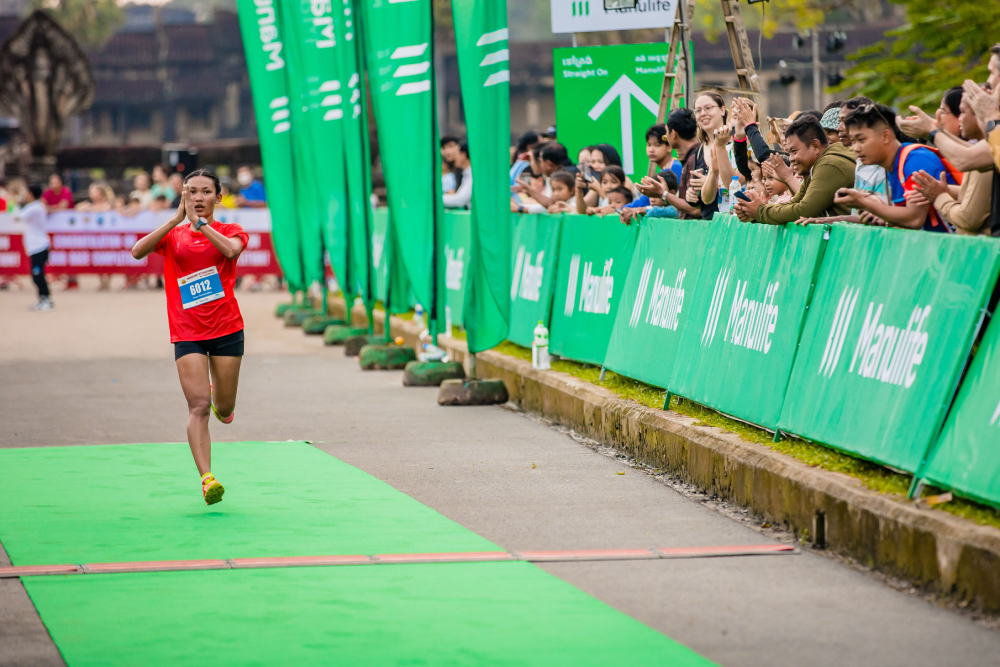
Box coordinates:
[604,218,826,428]
[923,310,1000,506]
[508,214,563,347]
[549,216,637,366]
[777,224,1000,473]
[604,219,713,388]
[373,208,388,303]
[444,211,471,327]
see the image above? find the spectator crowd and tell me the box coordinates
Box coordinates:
[490,43,1000,240]
[1,165,270,308]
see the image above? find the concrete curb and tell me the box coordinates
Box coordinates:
[329,299,1000,612]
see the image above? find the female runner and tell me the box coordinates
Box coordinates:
[131,169,248,505]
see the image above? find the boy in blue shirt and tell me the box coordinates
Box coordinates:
[834,103,958,232]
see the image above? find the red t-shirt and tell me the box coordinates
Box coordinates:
[42,186,74,209]
[154,221,249,343]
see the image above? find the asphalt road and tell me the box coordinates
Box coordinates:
[2,280,999,667]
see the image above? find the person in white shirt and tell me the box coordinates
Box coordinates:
[443,142,472,209]
[18,183,52,310]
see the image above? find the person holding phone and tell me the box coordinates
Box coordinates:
[576,166,626,214]
[130,169,248,505]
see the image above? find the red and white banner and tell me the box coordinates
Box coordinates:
[0,209,280,277]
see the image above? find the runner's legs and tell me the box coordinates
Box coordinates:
[209,355,242,418]
[176,353,212,476]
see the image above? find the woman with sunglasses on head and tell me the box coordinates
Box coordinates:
[131,169,249,505]
[692,92,742,216]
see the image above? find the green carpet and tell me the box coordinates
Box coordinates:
[3,442,716,666]
[0,442,497,564]
[24,564,714,666]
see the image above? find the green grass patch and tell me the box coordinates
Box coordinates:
[490,342,1000,530]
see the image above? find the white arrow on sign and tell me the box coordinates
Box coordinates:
[587,75,659,174]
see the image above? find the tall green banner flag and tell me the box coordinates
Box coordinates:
[359,0,444,333]
[279,0,349,291]
[451,0,511,351]
[338,0,375,310]
[235,0,304,294]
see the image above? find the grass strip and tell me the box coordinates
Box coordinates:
[492,342,1000,530]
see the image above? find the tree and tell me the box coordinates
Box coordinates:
[28,0,123,50]
[840,0,1000,109]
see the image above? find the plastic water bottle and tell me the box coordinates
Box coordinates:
[728,175,742,213]
[532,321,550,370]
[418,343,447,362]
[413,303,430,343]
[718,180,731,214]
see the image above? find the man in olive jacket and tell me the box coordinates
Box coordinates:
[735,115,856,224]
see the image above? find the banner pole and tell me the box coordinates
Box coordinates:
[428,0,441,348]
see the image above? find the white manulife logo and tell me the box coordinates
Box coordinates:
[645,267,685,332]
[564,255,580,316]
[701,268,730,347]
[817,285,932,388]
[477,28,509,87]
[629,258,654,328]
[445,245,465,291]
[723,280,780,354]
[510,246,544,303]
[390,42,430,96]
[269,96,290,134]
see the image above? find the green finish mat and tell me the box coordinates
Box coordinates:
[3,443,715,665]
[0,442,497,565]
[24,564,713,666]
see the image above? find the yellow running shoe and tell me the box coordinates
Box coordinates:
[201,473,225,505]
[209,383,235,424]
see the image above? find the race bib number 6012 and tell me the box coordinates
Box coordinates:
[178,266,225,309]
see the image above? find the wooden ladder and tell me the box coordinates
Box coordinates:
[720,0,761,97]
[648,0,761,175]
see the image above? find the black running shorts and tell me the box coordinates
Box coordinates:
[174,330,245,361]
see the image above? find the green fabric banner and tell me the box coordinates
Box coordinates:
[444,211,471,327]
[923,308,1000,507]
[508,214,562,348]
[338,0,375,307]
[235,0,304,294]
[549,217,637,366]
[777,226,1000,473]
[605,219,826,427]
[359,0,444,332]
[451,0,511,353]
[277,0,346,290]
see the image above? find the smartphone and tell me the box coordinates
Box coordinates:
[734,190,752,202]
[583,164,593,182]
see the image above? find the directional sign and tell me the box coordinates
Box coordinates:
[554,43,673,178]
[550,0,676,34]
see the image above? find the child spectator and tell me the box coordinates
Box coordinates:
[576,165,626,214]
[546,171,577,213]
[645,124,683,182]
[762,155,793,204]
[620,171,680,223]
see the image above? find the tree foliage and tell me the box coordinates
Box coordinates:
[28,0,123,49]
[841,0,1000,109]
